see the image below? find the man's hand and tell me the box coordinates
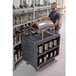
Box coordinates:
[38,14,43,17]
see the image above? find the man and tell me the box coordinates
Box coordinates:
[39,2,61,33]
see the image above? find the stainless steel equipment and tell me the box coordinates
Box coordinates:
[31,20,54,31]
[30,20,54,39]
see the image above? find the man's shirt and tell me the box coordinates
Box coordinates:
[48,10,60,24]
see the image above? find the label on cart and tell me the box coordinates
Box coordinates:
[50,53,53,57]
[39,46,43,54]
[54,40,57,46]
[44,56,46,62]
[39,58,42,64]
[44,43,48,51]
[15,54,18,62]
[18,51,21,58]
[49,41,53,48]
[54,51,57,56]
[46,54,49,58]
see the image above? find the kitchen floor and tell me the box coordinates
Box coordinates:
[13,15,65,76]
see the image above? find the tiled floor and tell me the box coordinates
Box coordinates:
[13,15,65,76]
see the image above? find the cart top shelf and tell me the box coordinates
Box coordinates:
[22,32,60,45]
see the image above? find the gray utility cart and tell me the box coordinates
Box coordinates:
[22,21,60,70]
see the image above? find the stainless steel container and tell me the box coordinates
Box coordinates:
[32,22,47,31]
[35,11,40,19]
[20,0,24,6]
[44,0,47,6]
[26,0,32,7]
[19,16,21,24]
[40,0,44,6]
[31,21,54,31]
[16,16,20,25]
[29,13,33,20]
[21,16,25,23]
[24,15,26,23]
[35,0,40,6]
[28,13,33,20]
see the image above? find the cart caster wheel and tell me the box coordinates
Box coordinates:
[36,67,39,71]
[37,67,39,70]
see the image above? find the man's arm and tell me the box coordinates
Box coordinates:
[39,14,50,20]
[54,12,60,26]
[54,19,59,26]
